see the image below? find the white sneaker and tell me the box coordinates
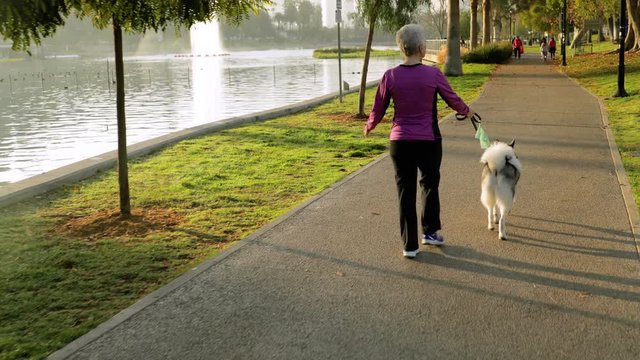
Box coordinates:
[403,249,420,258]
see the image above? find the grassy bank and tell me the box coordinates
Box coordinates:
[559,50,640,209]
[0,63,494,359]
[313,47,402,59]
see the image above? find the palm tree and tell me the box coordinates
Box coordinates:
[482,0,491,45]
[444,0,463,76]
[470,0,479,50]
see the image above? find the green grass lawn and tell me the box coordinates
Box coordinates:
[0,63,495,359]
[559,51,640,208]
[313,47,402,59]
[522,39,617,58]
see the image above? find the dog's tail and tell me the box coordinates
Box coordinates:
[480,142,521,174]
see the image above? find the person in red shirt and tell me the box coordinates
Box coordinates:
[512,36,523,59]
[549,37,557,60]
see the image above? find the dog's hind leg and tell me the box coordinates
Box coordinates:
[481,166,497,231]
[487,208,495,230]
[481,192,496,230]
[498,206,509,240]
[481,185,496,231]
[496,190,513,240]
[486,205,498,230]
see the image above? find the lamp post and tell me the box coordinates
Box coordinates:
[509,8,517,41]
[613,0,628,97]
[561,0,567,66]
[336,0,343,102]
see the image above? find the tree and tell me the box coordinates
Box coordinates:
[0,0,68,53]
[296,0,322,37]
[461,9,471,40]
[1,0,271,217]
[625,0,640,50]
[445,0,463,75]
[222,10,276,40]
[354,0,425,117]
[423,0,448,38]
[273,12,284,31]
[471,0,480,49]
[283,0,299,31]
[518,0,564,38]
[272,0,322,41]
[483,0,492,44]
[490,0,509,40]
[297,0,314,31]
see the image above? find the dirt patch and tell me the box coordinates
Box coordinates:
[324,113,367,122]
[57,207,183,240]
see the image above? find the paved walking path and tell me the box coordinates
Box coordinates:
[50,53,640,359]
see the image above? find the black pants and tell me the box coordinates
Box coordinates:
[513,47,521,58]
[390,140,442,251]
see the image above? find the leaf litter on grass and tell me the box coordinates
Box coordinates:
[55,208,183,240]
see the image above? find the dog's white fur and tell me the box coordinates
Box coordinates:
[480,141,522,240]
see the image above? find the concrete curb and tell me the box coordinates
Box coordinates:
[557,67,640,260]
[46,150,391,360]
[0,80,378,209]
[595,96,640,260]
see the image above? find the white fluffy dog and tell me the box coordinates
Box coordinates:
[480,140,522,240]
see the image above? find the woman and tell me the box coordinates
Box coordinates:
[540,37,549,61]
[512,36,523,59]
[548,37,556,60]
[363,24,475,259]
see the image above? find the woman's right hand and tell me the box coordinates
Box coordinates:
[466,108,478,120]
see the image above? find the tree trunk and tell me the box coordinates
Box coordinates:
[470,0,478,50]
[358,17,376,117]
[608,17,615,42]
[444,0,463,76]
[625,0,640,50]
[113,19,131,217]
[625,25,636,50]
[492,10,502,41]
[570,27,587,48]
[482,0,491,45]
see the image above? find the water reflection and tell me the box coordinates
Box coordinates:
[192,57,224,124]
[0,49,400,184]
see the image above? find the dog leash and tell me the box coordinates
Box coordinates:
[455,112,482,131]
[456,112,491,149]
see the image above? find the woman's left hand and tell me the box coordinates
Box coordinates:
[363,125,371,138]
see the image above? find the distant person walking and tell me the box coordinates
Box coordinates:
[512,36,523,59]
[363,24,476,259]
[549,37,557,60]
[540,38,549,61]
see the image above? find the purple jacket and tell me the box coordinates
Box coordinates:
[366,64,470,141]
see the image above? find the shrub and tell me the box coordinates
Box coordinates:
[462,42,513,64]
[436,45,470,64]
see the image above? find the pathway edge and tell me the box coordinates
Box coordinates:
[557,68,640,260]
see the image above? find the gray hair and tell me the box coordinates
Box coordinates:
[396,24,425,56]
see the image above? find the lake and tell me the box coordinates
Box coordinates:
[0,49,400,184]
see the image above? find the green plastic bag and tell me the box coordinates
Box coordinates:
[475,124,492,149]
